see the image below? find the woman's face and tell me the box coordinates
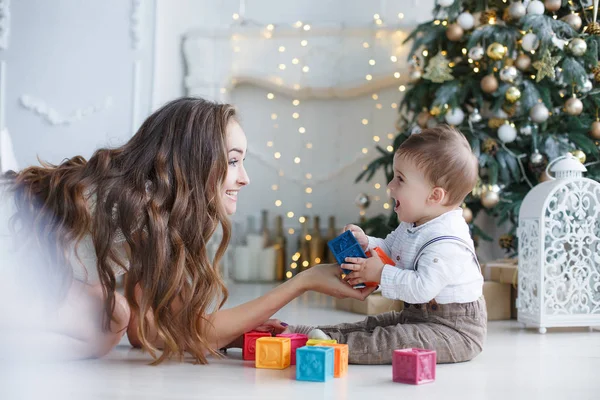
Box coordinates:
[222,120,249,215]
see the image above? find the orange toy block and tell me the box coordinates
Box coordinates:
[362,247,396,287]
[306,339,337,346]
[320,343,349,378]
[255,337,291,369]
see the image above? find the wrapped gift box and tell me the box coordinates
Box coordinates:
[482,281,511,321]
[335,293,403,315]
[482,258,518,284]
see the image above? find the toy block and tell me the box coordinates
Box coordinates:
[296,346,335,382]
[242,331,272,361]
[306,338,337,346]
[320,343,349,378]
[327,230,369,288]
[255,337,291,369]
[276,333,308,365]
[366,246,395,266]
[392,348,436,385]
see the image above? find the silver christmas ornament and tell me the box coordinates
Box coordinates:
[469,108,482,123]
[520,124,533,136]
[438,0,454,6]
[498,123,517,143]
[530,151,544,165]
[580,79,593,93]
[568,38,587,57]
[522,33,540,51]
[355,193,371,208]
[468,46,485,61]
[562,13,582,31]
[499,66,519,83]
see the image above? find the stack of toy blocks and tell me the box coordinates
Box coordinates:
[255,337,291,369]
[276,333,308,365]
[392,348,436,385]
[320,343,349,378]
[296,346,335,382]
[242,331,272,361]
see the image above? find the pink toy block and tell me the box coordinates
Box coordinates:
[392,348,436,385]
[243,331,272,361]
[276,333,308,365]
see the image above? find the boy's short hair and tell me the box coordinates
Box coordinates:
[397,125,478,206]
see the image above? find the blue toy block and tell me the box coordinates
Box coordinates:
[327,230,368,288]
[296,346,335,382]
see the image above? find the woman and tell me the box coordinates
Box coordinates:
[0,97,374,363]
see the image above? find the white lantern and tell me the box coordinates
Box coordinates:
[517,153,600,333]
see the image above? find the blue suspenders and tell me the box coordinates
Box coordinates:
[412,235,481,273]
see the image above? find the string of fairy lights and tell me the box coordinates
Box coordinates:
[226,3,412,278]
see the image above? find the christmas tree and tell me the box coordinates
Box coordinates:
[358,0,600,253]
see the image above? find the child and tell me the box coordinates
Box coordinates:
[286,125,486,364]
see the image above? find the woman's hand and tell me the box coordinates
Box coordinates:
[223,319,288,349]
[297,264,377,300]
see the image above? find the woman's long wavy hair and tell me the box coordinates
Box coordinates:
[6,97,234,364]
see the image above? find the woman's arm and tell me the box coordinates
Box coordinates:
[128,264,375,352]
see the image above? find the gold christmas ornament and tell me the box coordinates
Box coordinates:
[488,117,506,129]
[592,64,600,82]
[532,50,561,82]
[480,9,498,25]
[505,86,522,103]
[486,42,506,60]
[462,206,473,224]
[568,38,588,57]
[446,23,464,41]
[481,74,499,93]
[562,13,583,31]
[515,53,532,71]
[564,96,584,116]
[570,149,586,164]
[538,171,551,182]
[482,138,499,155]
[499,234,515,250]
[481,190,500,209]
[586,21,600,35]
[544,0,562,12]
[430,106,442,116]
[590,120,600,139]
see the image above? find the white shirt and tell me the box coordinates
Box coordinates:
[367,209,483,304]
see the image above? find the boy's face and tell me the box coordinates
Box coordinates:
[387,153,433,226]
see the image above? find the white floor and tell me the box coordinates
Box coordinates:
[2,282,599,400]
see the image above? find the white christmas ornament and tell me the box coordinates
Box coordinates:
[457,12,475,30]
[508,2,527,19]
[438,0,454,7]
[522,33,540,51]
[527,0,545,15]
[498,123,517,143]
[445,108,465,125]
[530,103,549,123]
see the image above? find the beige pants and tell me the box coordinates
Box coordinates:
[318,297,487,364]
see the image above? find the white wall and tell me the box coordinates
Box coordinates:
[1,0,155,168]
[153,0,435,108]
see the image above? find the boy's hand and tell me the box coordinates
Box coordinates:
[342,251,385,286]
[344,224,369,251]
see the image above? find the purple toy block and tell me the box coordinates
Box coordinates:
[276,333,308,365]
[392,348,436,385]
